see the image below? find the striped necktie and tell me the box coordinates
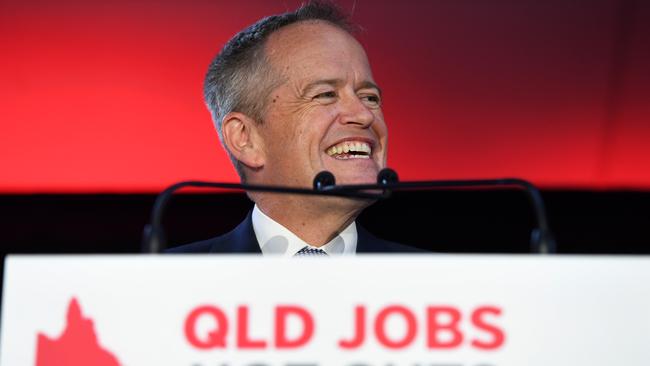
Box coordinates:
[294,246,329,257]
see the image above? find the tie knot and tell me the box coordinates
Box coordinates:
[294,246,328,257]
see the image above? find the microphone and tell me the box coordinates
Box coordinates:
[143,169,555,254]
[313,171,336,191]
[142,175,383,253]
[325,168,555,254]
[377,168,399,185]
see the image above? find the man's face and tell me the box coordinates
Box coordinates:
[257,21,388,189]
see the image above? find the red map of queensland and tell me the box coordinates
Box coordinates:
[36,298,121,366]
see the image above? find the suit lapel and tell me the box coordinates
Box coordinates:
[356,224,380,253]
[209,211,262,253]
[356,224,421,253]
[205,213,416,254]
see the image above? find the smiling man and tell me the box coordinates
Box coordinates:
[170,1,418,255]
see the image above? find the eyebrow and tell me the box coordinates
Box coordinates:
[300,79,383,97]
[358,80,383,97]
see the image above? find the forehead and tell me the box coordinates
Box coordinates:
[264,20,373,80]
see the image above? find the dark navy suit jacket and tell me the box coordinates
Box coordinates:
[167,211,422,253]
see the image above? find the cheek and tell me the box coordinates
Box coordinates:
[293,107,336,145]
[267,103,337,161]
[268,123,312,166]
[282,105,316,140]
[374,114,388,139]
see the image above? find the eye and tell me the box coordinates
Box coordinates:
[314,91,337,99]
[360,93,381,107]
[313,90,338,104]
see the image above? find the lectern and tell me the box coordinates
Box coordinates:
[2,255,649,365]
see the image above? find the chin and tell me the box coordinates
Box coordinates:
[315,193,375,215]
[311,168,379,214]
[333,169,380,185]
[322,161,381,185]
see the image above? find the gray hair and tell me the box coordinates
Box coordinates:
[203,0,356,180]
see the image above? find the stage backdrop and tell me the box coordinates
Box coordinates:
[1,0,649,193]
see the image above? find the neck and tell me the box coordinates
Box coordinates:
[256,195,363,247]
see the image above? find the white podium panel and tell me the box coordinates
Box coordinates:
[2,255,650,366]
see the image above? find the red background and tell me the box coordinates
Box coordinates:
[1,0,648,193]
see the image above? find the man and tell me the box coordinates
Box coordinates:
[170,1,419,255]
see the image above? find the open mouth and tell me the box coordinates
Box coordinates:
[325,140,372,160]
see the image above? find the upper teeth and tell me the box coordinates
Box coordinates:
[326,141,371,156]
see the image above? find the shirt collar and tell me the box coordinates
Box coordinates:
[251,204,357,256]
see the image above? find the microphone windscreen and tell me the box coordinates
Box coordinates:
[377,168,399,185]
[313,171,336,191]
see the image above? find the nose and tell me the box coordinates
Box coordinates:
[339,92,375,128]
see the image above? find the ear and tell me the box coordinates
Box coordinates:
[221,112,265,170]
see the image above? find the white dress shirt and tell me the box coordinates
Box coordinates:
[251,204,357,256]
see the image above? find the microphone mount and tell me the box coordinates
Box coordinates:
[143,168,556,255]
[143,179,385,254]
[328,169,556,254]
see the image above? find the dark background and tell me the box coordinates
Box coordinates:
[2,190,648,256]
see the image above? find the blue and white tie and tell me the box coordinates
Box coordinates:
[294,246,328,257]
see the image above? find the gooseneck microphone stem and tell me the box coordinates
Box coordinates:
[143,170,556,255]
[324,178,555,254]
[143,180,384,254]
